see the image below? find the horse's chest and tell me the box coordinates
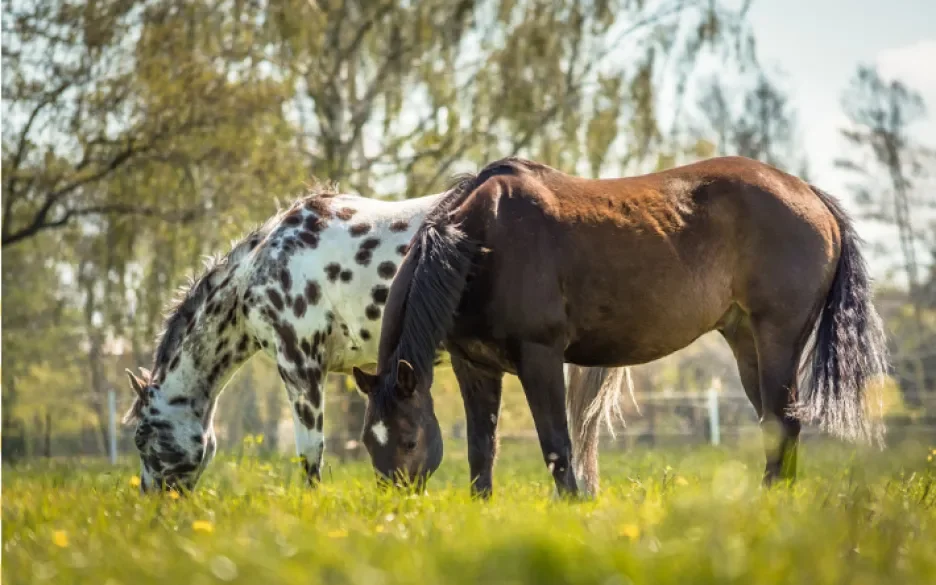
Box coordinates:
[314,309,381,374]
[445,337,516,375]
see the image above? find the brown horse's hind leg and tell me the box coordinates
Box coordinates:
[719,312,763,419]
[751,319,804,486]
[511,340,579,497]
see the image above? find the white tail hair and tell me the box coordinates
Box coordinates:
[564,365,637,497]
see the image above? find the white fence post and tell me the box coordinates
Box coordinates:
[107,389,118,465]
[707,380,721,446]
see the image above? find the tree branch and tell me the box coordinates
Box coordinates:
[1,139,149,248]
[2,202,203,248]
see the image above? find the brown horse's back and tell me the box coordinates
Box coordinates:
[454,156,840,367]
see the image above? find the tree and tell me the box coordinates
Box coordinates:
[695,70,801,172]
[267,0,762,442]
[0,236,85,461]
[1,0,307,457]
[1,0,303,248]
[2,0,771,458]
[269,0,759,197]
[835,65,935,397]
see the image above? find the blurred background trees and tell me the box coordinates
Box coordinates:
[835,66,936,404]
[3,0,933,461]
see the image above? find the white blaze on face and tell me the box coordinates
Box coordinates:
[371,421,389,446]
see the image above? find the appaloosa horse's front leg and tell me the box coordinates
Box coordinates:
[512,341,579,497]
[451,354,503,499]
[283,373,326,486]
[254,298,329,487]
[275,354,327,487]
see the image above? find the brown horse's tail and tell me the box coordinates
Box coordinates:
[795,186,888,445]
[565,365,636,496]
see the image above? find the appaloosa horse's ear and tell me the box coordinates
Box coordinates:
[125,368,147,401]
[352,366,378,396]
[396,360,417,397]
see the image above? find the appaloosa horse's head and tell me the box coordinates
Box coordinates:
[121,236,258,493]
[353,360,443,488]
[123,367,217,493]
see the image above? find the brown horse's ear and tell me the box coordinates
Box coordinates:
[125,368,147,401]
[396,360,417,397]
[352,367,378,396]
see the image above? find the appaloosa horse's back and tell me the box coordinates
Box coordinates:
[122,184,628,493]
[353,155,888,497]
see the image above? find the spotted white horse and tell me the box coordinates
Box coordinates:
[123,185,633,494]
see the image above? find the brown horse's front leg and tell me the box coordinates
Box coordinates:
[452,355,504,499]
[512,340,579,497]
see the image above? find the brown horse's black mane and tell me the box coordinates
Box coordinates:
[372,158,541,412]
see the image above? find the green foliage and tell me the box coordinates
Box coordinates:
[3,442,935,584]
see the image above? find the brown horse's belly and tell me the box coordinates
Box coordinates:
[563,319,714,367]
[558,232,733,367]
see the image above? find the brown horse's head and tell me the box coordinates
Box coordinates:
[352,360,443,488]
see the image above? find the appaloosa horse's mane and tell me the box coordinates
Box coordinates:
[151,232,262,381]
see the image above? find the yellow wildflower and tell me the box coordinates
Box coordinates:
[168,490,180,500]
[192,520,215,534]
[327,529,348,539]
[129,476,141,488]
[255,434,264,445]
[618,523,640,541]
[675,476,689,486]
[374,525,385,533]
[52,530,69,548]
[928,455,933,463]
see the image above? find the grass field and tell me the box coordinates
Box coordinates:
[3,438,935,585]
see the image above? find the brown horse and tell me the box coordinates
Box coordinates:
[352,156,888,498]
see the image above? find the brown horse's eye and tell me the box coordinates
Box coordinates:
[402,439,417,452]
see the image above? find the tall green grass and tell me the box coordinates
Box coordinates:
[3,439,935,584]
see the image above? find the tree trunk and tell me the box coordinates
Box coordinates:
[88,337,112,455]
[1,378,26,462]
[43,410,52,458]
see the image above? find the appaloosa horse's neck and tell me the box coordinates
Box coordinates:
[122,222,270,490]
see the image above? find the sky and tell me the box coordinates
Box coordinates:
[744,0,936,282]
